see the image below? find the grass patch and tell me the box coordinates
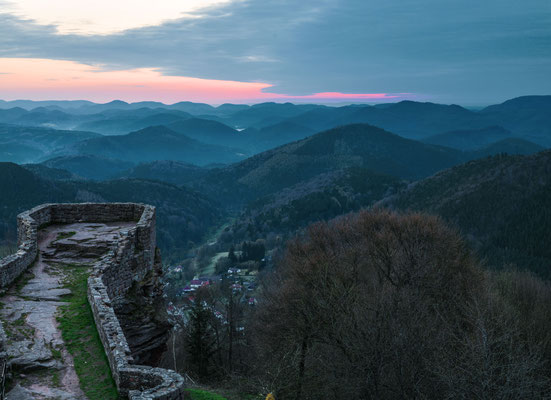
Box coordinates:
[185,388,262,400]
[56,231,77,241]
[56,263,119,400]
[51,370,61,387]
[201,252,229,277]
[186,389,228,400]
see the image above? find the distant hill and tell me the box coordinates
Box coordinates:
[22,164,78,181]
[0,162,224,261]
[220,102,328,129]
[469,138,544,159]
[423,126,513,150]
[64,125,247,165]
[281,97,551,144]
[193,123,465,206]
[381,150,551,277]
[282,102,493,140]
[480,96,551,146]
[344,101,492,139]
[116,160,210,185]
[76,109,192,135]
[0,107,85,130]
[246,121,316,152]
[0,124,101,163]
[0,100,94,111]
[0,107,27,120]
[166,118,242,147]
[41,155,134,180]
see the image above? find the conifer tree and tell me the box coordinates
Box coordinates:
[185,299,217,379]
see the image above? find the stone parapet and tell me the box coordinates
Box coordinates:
[0,203,185,399]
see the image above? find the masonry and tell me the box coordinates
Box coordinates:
[0,203,185,399]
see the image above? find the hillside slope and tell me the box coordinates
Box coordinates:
[0,163,224,261]
[423,126,513,150]
[382,150,551,276]
[65,126,247,165]
[194,124,468,205]
[0,124,101,163]
[230,167,404,241]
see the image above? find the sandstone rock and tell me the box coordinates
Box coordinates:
[6,339,59,371]
[6,384,34,400]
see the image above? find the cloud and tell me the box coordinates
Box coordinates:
[0,57,404,103]
[0,0,550,103]
[0,0,234,35]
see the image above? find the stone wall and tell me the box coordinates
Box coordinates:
[0,203,185,399]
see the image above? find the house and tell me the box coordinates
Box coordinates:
[183,285,193,293]
[228,267,241,275]
[231,283,243,293]
[248,297,257,306]
[189,279,203,289]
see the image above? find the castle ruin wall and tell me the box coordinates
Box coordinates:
[0,203,185,399]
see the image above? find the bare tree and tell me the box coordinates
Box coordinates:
[252,209,547,399]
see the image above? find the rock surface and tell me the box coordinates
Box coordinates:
[1,222,135,399]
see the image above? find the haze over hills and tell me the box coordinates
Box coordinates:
[42,155,134,180]
[75,109,193,135]
[1,95,549,138]
[0,96,549,170]
[166,118,244,147]
[0,124,100,163]
[57,125,248,165]
[115,160,210,186]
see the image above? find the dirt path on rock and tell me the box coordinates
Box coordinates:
[1,222,135,400]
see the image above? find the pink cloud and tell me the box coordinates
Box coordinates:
[0,58,411,104]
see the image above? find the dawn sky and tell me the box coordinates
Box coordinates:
[0,0,549,105]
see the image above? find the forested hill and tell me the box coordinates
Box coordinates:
[0,162,224,261]
[232,167,404,241]
[192,122,544,208]
[193,123,464,206]
[382,150,551,277]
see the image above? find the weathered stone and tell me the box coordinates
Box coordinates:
[6,339,59,371]
[0,203,185,399]
[6,384,35,400]
[7,384,80,400]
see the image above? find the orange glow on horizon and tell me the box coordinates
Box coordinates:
[0,58,405,104]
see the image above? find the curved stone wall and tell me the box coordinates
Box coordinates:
[0,203,185,399]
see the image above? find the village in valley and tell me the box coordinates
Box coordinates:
[163,237,270,327]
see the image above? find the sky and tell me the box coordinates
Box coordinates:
[0,0,549,105]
